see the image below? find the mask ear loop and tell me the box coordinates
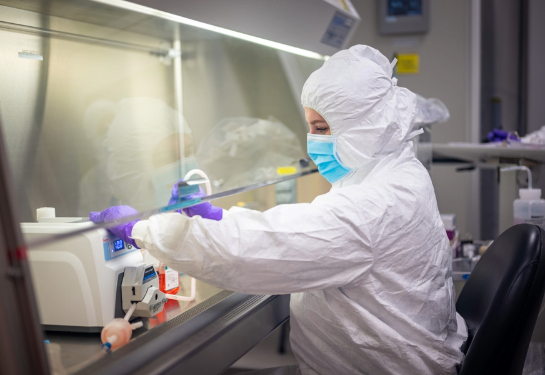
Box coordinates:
[331,135,352,171]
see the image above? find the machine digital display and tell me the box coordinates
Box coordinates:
[388,0,422,16]
[143,266,157,282]
[114,239,124,252]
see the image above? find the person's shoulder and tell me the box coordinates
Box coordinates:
[327,163,432,211]
[376,158,432,190]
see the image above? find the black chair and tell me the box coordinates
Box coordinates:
[456,224,545,375]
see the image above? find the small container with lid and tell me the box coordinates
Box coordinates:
[502,166,545,228]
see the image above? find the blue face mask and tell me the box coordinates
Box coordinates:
[307,134,353,184]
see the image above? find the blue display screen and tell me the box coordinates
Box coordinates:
[114,239,124,252]
[388,0,422,16]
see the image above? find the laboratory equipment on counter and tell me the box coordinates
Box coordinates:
[501,166,545,229]
[64,264,164,372]
[21,211,143,332]
[121,264,166,318]
[101,263,195,351]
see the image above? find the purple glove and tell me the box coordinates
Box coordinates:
[168,180,223,221]
[488,129,519,143]
[89,205,140,248]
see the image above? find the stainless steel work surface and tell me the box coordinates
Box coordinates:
[44,275,290,375]
[45,276,225,369]
[78,293,289,375]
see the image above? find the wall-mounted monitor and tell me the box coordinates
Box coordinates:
[378,0,429,35]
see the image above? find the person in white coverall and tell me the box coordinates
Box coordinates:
[91,45,467,375]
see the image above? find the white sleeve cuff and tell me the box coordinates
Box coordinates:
[131,220,149,249]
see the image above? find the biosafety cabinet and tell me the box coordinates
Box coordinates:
[0,0,351,374]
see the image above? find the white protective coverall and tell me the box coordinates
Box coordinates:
[131,45,467,375]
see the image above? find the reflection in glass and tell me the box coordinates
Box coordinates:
[0,0,325,224]
[105,97,195,211]
[78,99,119,215]
[196,117,305,192]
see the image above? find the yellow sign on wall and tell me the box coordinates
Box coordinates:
[396,53,420,75]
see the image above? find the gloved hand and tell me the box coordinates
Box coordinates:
[89,205,140,248]
[169,180,223,221]
[488,129,519,143]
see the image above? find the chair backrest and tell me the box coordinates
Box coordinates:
[456,224,545,375]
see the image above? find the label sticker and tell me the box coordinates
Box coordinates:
[396,53,420,74]
[277,166,297,176]
[321,11,355,48]
[165,269,179,291]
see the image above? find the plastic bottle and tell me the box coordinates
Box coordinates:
[514,189,545,227]
[158,262,180,295]
[501,166,545,228]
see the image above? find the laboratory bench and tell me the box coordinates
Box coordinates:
[46,276,290,375]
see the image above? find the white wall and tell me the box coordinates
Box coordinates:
[348,0,473,236]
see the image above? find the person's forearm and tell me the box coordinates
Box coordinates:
[131,202,374,295]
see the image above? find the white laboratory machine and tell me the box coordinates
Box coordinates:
[122,264,166,318]
[21,210,144,332]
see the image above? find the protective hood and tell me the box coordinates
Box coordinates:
[301,45,418,185]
